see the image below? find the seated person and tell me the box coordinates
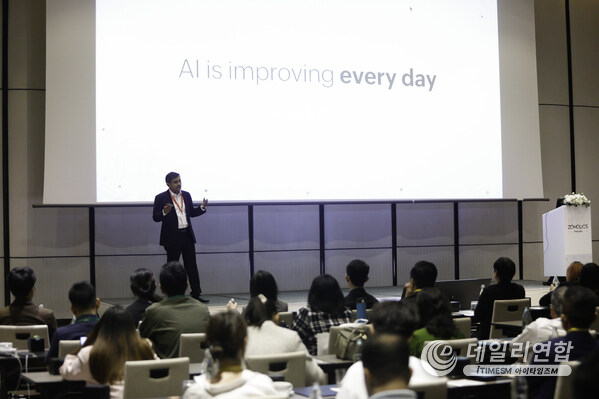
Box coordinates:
[139,262,210,358]
[401,261,437,312]
[572,347,599,399]
[579,262,599,301]
[337,301,437,399]
[291,274,353,355]
[250,270,288,312]
[183,311,280,398]
[539,261,582,306]
[47,281,100,361]
[362,334,416,399]
[0,266,57,338]
[409,287,464,357]
[125,268,162,325]
[527,285,599,399]
[344,259,378,310]
[473,257,525,339]
[243,295,326,386]
[511,286,567,361]
[60,306,156,399]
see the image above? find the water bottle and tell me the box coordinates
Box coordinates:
[551,275,560,289]
[309,382,323,399]
[353,336,364,362]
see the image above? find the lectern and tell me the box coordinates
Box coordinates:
[543,205,592,277]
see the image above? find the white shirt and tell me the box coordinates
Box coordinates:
[182,369,281,398]
[168,190,188,229]
[511,317,566,361]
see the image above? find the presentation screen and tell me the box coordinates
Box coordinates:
[45,0,543,204]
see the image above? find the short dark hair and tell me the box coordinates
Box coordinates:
[159,262,188,297]
[69,281,97,312]
[493,257,516,282]
[573,347,599,399]
[579,263,599,294]
[8,267,36,298]
[249,270,279,301]
[370,301,418,338]
[130,268,157,300]
[362,334,411,388]
[308,274,346,316]
[410,261,437,289]
[562,285,598,329]
[165,172,180,183]
[346,259,370,287]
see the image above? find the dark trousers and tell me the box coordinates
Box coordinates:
[164,229,202,297]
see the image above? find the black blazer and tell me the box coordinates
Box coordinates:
[152,190,205,247]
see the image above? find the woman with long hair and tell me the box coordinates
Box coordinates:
[60,306,156,399]
[183,311,280,398]
[244,295,326,385]
[409,287,463,357]
[290,274,353,355]
[250,270,288,312]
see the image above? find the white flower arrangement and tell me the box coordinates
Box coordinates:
[562,193,591,207]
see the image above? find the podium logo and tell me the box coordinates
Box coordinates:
[568,224,589,230]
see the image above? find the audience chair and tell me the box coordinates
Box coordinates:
[179,333,206,363]
[245,351,307,388]
[122,357,190,399]
[58,340,82,359]
[409,378,448,399]
[0,325,50,350]
[489,298,531,339]
[97,301,113,317]
[453,317,472,338]
[553,360,580,399]
[277,311,294,327]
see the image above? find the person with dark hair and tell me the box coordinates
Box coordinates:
[139,262,210,358]
[60,306,156,399]
[337,301,435,399]
[344,259,378,310]
[579,262,599,299]
[409,287,463,357]
[527,285,599,399]
[0,267,57,338]
[401,261,438,305]
[290,274,353,355]
[473,257,525,339]
[362,334,416,399]
[183,311,280,398]
[572,347,599,399]
[125,268,162,325]
[153,172,209,303]
[46,281,100,361]
[539,261,583,306]
[243,296,326,385]
[249,270,288,312]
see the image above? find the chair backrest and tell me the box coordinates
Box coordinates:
[553,360,580,399]
[179,333,206,363]
[489,298,531,339]
[453,317,471,338]
[245,351,307,388]
[97,302,113,317]
[59,340,82,359]
[123,357,190,399]
[409,378,448,399]
[277,311,294,327]
[0,325,50,350]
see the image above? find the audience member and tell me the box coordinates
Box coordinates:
[47,281,100,361]
[527,285,599,399]
[511,285,567,360]
[290,274,353,355]
[337,301,436,399]
[344,259,379,310]
[125,268,162,325]
[579,262,599,300]
[539,261,582,306]
[243,295,326,386]
[183,311,280,398]
[409,287,464,357]
[362,334,416,399]
[60,306,156,399]
[473,257,525,339]
[572,347,599,399]
[401,261,438,308]
[139,261,210,358]
[0,267,57,338]
[250,270,288,312]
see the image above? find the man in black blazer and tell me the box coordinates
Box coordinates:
[153,172,209,303]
